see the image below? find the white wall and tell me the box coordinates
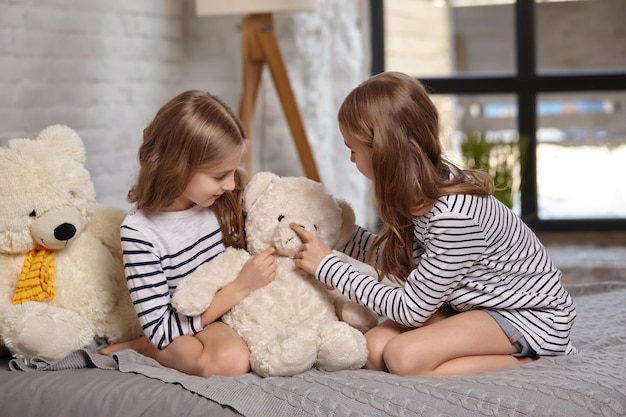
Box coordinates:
[0,0,377,228]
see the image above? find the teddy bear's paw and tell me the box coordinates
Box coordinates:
[316,321,368,372]
[101,298,143,343]
[335,299,379,334]
[1,302,95,363]
[172,248,247,316]
[250,326,318,377]
[172,278,219,316]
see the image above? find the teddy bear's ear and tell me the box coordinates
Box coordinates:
[335,198,356,248]
[35,124,86,165]
[243,171,279,212]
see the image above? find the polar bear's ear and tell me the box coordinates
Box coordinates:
[35,125,86,165]
[335,198,356,249]
[243,171,279,212]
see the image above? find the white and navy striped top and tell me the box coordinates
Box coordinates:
[121,205,226,349]
[318,194,576,356]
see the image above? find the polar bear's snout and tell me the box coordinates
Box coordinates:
[30,207,83,249]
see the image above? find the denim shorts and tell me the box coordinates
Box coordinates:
[484,310,537,357]
[441,303,537,358]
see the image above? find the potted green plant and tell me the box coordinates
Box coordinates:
[460,132,528,209]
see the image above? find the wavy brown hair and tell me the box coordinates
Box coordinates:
[338,72,494,283]
[128,90,248,249]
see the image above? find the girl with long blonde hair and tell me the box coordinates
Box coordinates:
[292,72,576,376]
[101,90,277,378]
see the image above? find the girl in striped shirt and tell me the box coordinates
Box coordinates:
[100,90,277,377]
[291,72,576,376]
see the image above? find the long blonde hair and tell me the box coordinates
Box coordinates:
[128,90,248,248]
[338,72,494,283]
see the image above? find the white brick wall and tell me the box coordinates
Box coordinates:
[0,0,185,212]
[249,0,376,226]
[0,0,377,228]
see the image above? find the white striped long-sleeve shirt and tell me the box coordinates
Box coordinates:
[121,205,226,349]
[318,194,576,356]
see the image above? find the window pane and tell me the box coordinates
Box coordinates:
[435,94,523,213]
[384,0,515,77]
[537,91,626,219]
[536,0,626,74]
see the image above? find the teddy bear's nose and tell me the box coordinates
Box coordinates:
[54,223,77,241]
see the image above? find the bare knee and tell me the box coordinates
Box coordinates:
[212,343,250,377]
[157,330,251,378]
[364,320,413,372]
[382,336,432,376]
[364,329,391,371]
[197,342,250,378]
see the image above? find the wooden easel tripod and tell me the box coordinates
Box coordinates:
[238,13,320,182]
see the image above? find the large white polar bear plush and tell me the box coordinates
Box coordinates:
[0,125,141,364]
[173,172,378,377]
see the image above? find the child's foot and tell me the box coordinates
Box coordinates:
[99,335,154,356]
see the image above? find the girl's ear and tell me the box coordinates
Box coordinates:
[335,199,355,249]
[243,171,278,212]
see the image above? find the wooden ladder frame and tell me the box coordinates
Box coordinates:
[238,13,320,182]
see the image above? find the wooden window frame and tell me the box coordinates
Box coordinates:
[369,0,626,232]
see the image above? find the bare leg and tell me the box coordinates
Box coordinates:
[99,335,157,357]
[431,354,536,376]
[100,322,250,378]
[382,310,534,376]
[364,309,447,371]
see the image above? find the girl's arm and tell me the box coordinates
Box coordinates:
[338,224,379,263]
[122,237,202,349]
[292,217,483,328]
[124,224,277,349]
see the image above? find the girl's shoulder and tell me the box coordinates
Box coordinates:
[427,194,519,232]
[432,194,490,215]
[122,207,222,254]
[122,206,220,238]
[421,194,501,226]
[121,208,149,229]
[124,205,217,224]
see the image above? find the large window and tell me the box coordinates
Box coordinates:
[370,0,626,231]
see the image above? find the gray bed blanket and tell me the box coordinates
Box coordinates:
[8,282,626,417]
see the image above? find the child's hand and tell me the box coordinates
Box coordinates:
[235,247,277,295]
[290,223,332,276]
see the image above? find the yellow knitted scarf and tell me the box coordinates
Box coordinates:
[12,246,56,304]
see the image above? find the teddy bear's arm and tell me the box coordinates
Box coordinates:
[0,255,23,310]
[172,247,251,316]
[329,289,379,334]
[84,204,126,265]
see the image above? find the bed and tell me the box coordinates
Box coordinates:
[1,281,625,417]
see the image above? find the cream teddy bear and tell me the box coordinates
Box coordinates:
[0,125,141,364]
[173,172,378,377]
